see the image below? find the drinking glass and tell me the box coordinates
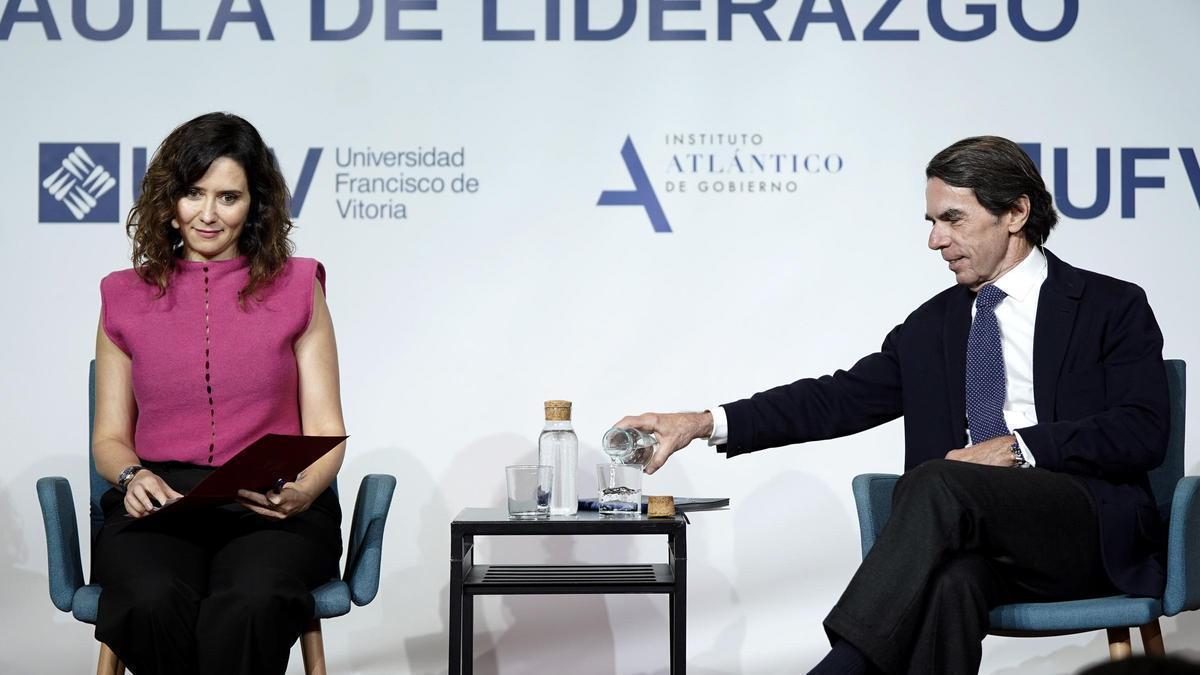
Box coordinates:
[596,463,642,516]
[506,465,553,519]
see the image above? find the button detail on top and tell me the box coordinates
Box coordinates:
[202,270,216,464]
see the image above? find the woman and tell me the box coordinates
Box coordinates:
[91,112,346,675]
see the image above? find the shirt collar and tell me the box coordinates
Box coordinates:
[992,246,1048,302]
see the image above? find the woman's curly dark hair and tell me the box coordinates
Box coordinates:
[126,112,295,303]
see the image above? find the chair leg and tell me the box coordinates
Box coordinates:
[1139,619,1166,656]
[301,619,327,675]
[1107,627,1133,660]
[96,643,124,675]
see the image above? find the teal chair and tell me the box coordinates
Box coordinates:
[853,359,1197,661]
[36,362,397,674]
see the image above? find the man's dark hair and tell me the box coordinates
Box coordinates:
[926,136,1059,246]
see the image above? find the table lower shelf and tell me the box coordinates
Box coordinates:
[463,564,677,595]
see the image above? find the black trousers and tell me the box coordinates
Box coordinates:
[824,459,1114,675]
[92,461,342,675]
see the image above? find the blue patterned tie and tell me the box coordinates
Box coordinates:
[965,284,1011,443]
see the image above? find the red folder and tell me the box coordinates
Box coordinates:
[135,433,347,519]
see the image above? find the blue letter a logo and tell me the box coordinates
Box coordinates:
[597,137,671,233]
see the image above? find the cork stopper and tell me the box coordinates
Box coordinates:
[544,400,572,421]
[647,496,677,518]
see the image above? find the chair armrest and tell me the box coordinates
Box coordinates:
[1163,476,1200,616]
[36,477,86,612]
[852,473,900,560]
[343,474,397,607]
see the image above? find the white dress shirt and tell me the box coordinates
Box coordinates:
[708,247,1049,465]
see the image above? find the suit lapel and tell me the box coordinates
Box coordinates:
[1033,249,1084,422]
[943,285,973,445]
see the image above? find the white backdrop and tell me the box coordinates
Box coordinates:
[3,1,1199,673]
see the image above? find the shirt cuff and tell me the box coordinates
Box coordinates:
[708,405,729,446]
[1013,429,1036,467]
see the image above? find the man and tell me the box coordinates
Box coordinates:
[616,136,1169,674]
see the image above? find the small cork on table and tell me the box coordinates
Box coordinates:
[647,495,676,518]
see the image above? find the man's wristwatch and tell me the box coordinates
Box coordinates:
[1009,441,1029,468]
[117,465,144,489]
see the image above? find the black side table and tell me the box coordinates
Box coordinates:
[449,508,687,674]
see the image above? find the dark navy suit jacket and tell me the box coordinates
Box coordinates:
[720,249,1170,597]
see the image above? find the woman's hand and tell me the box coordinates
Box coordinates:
[124,470,184,518]
[237,479,318,520]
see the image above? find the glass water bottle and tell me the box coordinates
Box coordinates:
[538,400,578,515]
[602,427,658,466]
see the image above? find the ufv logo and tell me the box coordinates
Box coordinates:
[1021,143,1200,219]
[36,143,322,223]
[597,137,671,233]
[39,143,119,222]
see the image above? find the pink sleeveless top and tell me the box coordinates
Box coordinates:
[101,257,325,466]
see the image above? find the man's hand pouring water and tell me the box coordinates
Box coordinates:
[610,411,715,475]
